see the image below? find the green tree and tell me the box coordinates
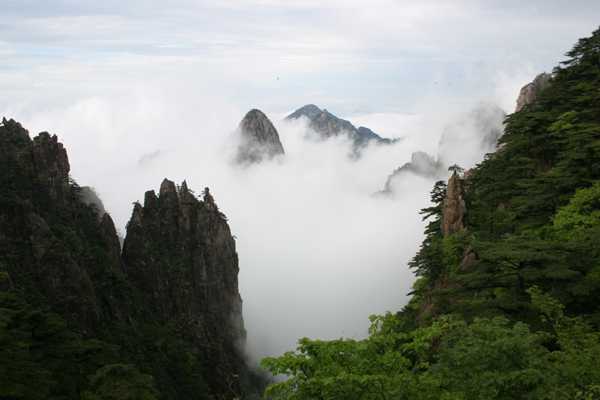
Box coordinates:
[82,364,159,400]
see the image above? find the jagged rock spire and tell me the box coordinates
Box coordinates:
[122,178,246,395]
[441,171,466,236]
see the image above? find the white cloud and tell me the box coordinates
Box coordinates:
[1,0,598,365]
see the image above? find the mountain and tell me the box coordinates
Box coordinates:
[378,151,446,195]
[0,118,260,399]
[378,103,505,196]
[236,109,284,164]
[286,104,398,147]
[261,27,600,400]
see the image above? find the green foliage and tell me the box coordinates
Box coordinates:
[553,181,600,241]
[0,290,118,399]
[261,314,455,400]
[262,27,600,400]
[0,120,218,399]
[82,364,159,400]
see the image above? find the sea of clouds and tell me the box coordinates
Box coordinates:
[1,70,514,364]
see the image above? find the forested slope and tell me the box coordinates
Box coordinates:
[261,27,600,400]
[0,119,260,399]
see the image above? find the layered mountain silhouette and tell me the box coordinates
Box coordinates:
[286,104,399,147]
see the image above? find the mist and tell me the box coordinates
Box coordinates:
[4,0,589,365]
[0,73,521,364]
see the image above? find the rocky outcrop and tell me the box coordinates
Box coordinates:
[441,172,466,236]
[123,179,246,395]
[286,104,398,148]
[236,109,284,164]
[515,73,552,112]
[0,118,256,399]
[0,118,124,331]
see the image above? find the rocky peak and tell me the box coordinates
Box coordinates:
[377,152,445,196]
[441,171,466,236]
[122,180,246,396]
[287,104,323,120]
[236,108,285,164]
[32,132,71,201]
[515,73,552,112]
[1,119,258,398]
[286,104,397,148]
[0,120,125,330]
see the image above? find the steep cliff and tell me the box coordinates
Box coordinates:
[260,27,600,400]
[286,104,398,147]
[236,109,284,164]
[0,118,125,332]
[441,171,466,236]
[0,118,257,399]
[123,180,247,396]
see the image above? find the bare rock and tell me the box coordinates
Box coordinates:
[236,109,285,164]
[515,73,552,112]
[122,180,246,396]
[441,171,466,236]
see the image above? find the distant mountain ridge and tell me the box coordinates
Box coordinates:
[286,104,399,147]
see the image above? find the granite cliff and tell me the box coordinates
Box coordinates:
[0,118,257,399]
[286,104,398,148]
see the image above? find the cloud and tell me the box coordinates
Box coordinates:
[3,75,518,364]
[1,0,598,365]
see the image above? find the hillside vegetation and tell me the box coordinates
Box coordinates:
[261,28,600,400]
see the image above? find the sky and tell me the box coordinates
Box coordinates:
[1,0,599,115]
[1,0,598,363]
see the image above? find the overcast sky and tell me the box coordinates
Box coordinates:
[1,0,599,116]
[1,1,599,360]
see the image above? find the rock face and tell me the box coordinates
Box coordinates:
[237,109,284,164]
[378,152,445,196]
[0,118,124,331]
[441,172,466,236]
[0,118,255,399]
[515,73,552,112]
[286,104,398,147]
[123,180,246,395]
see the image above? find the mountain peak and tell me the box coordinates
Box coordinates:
[286,104,397,149]
[236,108,285,164]
[286,104,323,120]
